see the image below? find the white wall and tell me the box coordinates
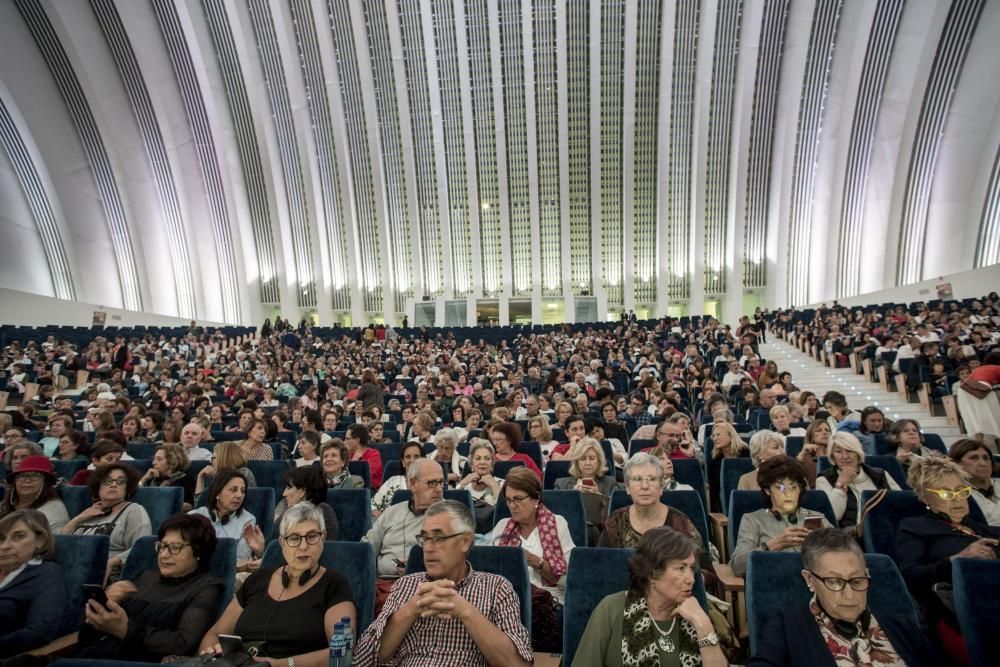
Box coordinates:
[805,263,1000,309]
[0,286,229,328]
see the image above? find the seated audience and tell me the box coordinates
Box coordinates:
[888,418,939,473]
[747,528,935,666]
[0,510,65,657]
[179,422,212,462]
[346,423,384,490]
[52,429,88,462]
[76,513,224,661]
[239,419,274,461]
[574,527,726,667]
[458,440,502,507]
[189,470,261,574]
[554,436,618,495]
[365,458,444,609]
[1,455,69,532]
[260,465,339,542]
[738,430,786,491]
[294,430,321,468]
[491,466,575,652]
[796,419,832,487]
[895,456,999,647]
[815,433,900,528]
[948,437,1000,526]
[647,447,695,491]
[730,456,832,576]
[139,443,196,507]
[707,422,749,513]
[195,442,257,499]
[320,439,365,490]
[200,502,355,664]
[528,415,560,466]
[768,405,804,438]
[371,441,426,515]
[355,500,532,666]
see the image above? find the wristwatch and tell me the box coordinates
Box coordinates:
[697,632,720,649]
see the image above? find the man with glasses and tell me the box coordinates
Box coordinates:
[355,500,532,667]
[747,528,936,666]
[364,459,445,612]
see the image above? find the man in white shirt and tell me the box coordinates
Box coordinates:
[180,422,213,461]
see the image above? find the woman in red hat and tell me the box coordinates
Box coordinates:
[0,455,69,532]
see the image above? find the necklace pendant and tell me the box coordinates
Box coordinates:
[656,636,675,652]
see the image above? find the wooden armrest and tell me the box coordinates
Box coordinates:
[26,632,79,656]
[713,564,745,591]
[709,512,728,528]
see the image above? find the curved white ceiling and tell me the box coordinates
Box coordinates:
[0,0,998,325]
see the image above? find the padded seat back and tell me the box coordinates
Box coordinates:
[262,540,376,636]
[326,488,373,542]
[543,460,572,490]
[53,534,110,635]
[720,458,755,515]
[952,558,1000,667]
[784,436,804,458]
[134,486,184,533]
[246,460,295,497]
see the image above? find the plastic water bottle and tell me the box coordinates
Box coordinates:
[340,616,354,666]
[329,622,347,667]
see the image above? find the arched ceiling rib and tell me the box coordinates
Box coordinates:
[0,0,998,324]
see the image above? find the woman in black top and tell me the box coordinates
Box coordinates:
[895,457,999,630]
[200,502,355,662]
[78,513,223,661]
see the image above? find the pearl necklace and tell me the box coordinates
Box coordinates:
[648,612,677,653]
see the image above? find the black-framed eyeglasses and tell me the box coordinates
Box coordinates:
[155,541,192,555]
[102,477,128,487]
[807,571,871,592]
[415,531,468,547]
[281,531,325,547]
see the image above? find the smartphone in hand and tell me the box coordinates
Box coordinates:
[82,584,108,608]
[803,517,823,531]
[218,634,245,655]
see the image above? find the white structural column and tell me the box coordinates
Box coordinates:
[589,0,603,319]
[556,0,573,320]
[348,0,395,321]
[308,0,365,325]
[451,0,483,298]
[690,0,717,318]
[381,0,424,303]
[487,0,512,307]
[420,0,454,298]
[521,0,541,318]
[620,0,638,311]
[725,0,764,327]
[654,0,676,317]
[268,0,332,322]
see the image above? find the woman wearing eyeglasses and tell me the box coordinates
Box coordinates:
[895,457,999,655]
[747,528,935,666]
[200,502,356,665]
[730,457,831,577]
[75,513,223,662]
[491,466,574,653]
[62,463,152,578]
[0,455,69,533]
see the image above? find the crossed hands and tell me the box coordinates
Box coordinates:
[405,579,472,622]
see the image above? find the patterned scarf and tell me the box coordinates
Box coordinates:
[809,597,905,666]
[498,503,567,585]
[621,590,700,667]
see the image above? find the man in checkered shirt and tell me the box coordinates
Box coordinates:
[355,500,533,666]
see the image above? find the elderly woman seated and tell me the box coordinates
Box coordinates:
[814,433,900,528]
[648,447,694,491]
[737,430,786,491]
[895,456,1000,654]
[554,436,618,495]
[0,510,65,657]
[948,438,1000,526]
[888,418,940,474]
[76,513,224,661]
[320,439,365,491]
[426,428,467,487]
[746,528,935,666]
[574,527,727,667]
[730,456,832,577]
[200,502,356,664]
[139,444,196,508]
[0,455,69,532]
[492,467,575,653]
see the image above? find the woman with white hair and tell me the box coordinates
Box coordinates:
[425,428,467,487]
[815,432,900,528]
[737,430,786,491]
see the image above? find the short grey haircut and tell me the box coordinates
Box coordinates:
[407,457,440,481]
[279,501,325,536]
[830,432,866,464]
[749,430,785,466]
[624,451,664,480]
[425,499,475,535]
[711,408,734,423]
[801,527,864,571]
[434,428,459,448]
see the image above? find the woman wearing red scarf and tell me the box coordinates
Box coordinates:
[492,467,575,653]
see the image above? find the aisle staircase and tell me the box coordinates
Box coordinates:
[760,338,962,448]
